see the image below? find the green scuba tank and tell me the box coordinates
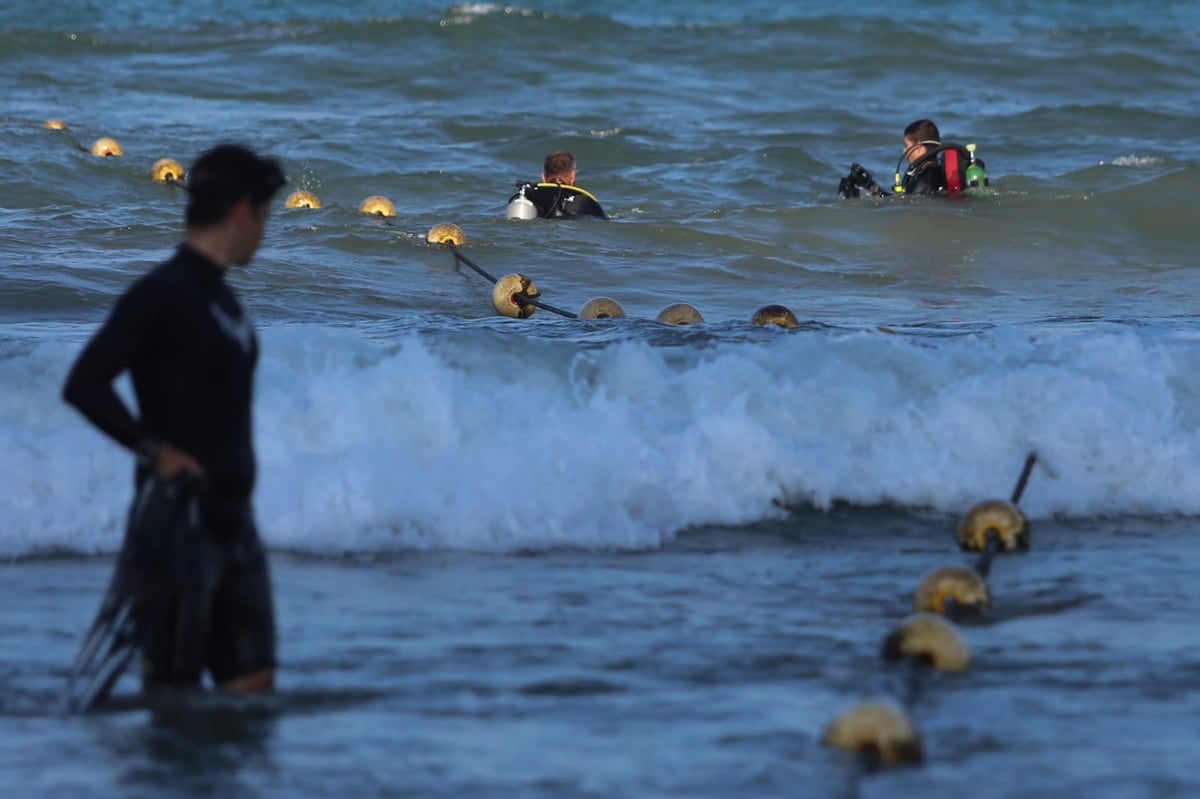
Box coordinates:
[963,143,989,189]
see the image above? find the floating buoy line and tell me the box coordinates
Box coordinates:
[822,451,1040,787]
[40,118,811,328]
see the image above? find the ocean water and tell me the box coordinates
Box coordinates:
[2,1,1199,796]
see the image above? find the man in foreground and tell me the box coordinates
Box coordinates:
[63,143,286,701]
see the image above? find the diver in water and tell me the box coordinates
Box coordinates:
[838,118,989,199]
[507,150,606,219]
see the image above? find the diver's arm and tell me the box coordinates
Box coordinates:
[62,283,155,453]
[839,164,891,199]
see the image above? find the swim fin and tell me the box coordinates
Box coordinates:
[67,475,200,713]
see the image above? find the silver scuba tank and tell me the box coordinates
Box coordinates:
[506,184,538,219]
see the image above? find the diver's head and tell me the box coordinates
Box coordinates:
[902,119,941,165]
[541,149,577,185]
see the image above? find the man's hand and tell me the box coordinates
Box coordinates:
[849,164,889,197]
[151,442,205,480]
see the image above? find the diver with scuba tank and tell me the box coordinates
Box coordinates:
[507,150,606,220]
[838,119,989,199]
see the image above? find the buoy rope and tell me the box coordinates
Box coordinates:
[448,243,578,320]
[447,243,498,283]
[1010,450,1038,504]
[54,128,89,154]
[514,292,578,320]
[973,530,999,577]
[901,658,925,709]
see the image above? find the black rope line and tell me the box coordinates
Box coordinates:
[901,657,925,709]
[447,243,498,283]
[446,242,578,319]
[973,530,1000,577]
[514,293,578,320]
[1010,450,1038,504]
[52,127,89,154]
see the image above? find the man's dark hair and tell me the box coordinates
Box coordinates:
[542,150,576,182]
[903,119,941,144]
[186,143,286,227]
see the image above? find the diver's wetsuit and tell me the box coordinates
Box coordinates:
[840,143,981,199]
[900,159,946,195]
[63,243,275,688]
[510,182,606,219]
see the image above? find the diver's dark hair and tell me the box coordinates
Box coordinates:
[185,143,286,227]
[542,150,576,181]
[903,119,941,144]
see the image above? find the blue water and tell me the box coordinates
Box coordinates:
[1,1,1199,796]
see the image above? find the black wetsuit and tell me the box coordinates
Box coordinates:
[840,143,980,199]
[63,243,275,688]
[900,159,947,195]
[510,182,606,219]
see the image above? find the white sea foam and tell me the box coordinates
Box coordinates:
[1104,155,1169,167]
[4,323,1200,557]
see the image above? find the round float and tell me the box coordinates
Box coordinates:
[656,302,703,325]
[750,304,799,328]
[90,137,123,157]
[578,297,625,319]
[426,223,466,246]
[358,195,396,217]
[880,613,971,672]
[913,565,990,616]
[821,701,923,768]
[493,273,539,319]
[150,158,184,183]
[957,499,1029,552]
[285,190,321,209]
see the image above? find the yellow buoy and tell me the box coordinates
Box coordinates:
[750,304,799,328]
[493,273,539,319]
[880,613,971,673]
[957,499,1029,552]
[913,565,990,616]
[150,158,184,183]
[821,701,923,768]
[578,297,625,319]
[426,223,466,246]
[358,195,396,217]
[655,302,703,325]
[285,190,321,209]
[43,119,69,131]
[90,137,124,157]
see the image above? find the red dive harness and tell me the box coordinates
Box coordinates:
[895,141,973,195]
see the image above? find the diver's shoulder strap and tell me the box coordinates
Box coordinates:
[906,142,971,174]
[903,141,974,194]
[535,182,600,203]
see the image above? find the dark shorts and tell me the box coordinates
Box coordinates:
[131,493,276,689]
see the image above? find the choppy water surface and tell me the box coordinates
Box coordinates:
[1,1,1198,796]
